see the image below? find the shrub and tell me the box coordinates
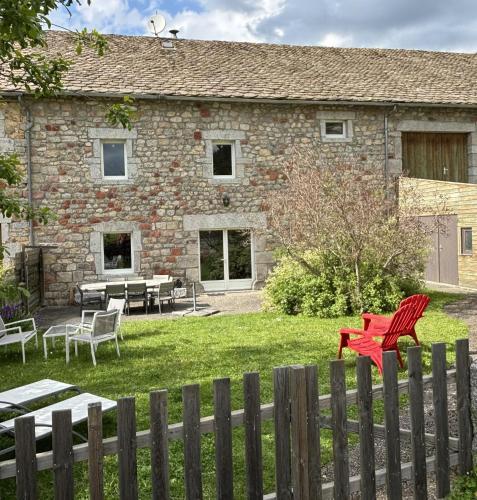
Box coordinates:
[264,251,422,318]
[0,264,29,314]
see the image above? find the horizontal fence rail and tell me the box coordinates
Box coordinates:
[0,339,472,500]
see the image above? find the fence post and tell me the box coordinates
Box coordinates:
[52,409,74,500]
[15,415,37,500]
[305,365,321,500]
[88,402,104,500]
[456,339,473,474]
[244,372,263,500]
[330,359,349,500]
[183,384,203,500]
[470,354,477,451]
[407,346,427,499]
[214,378,234,500]
[290,365,309,500]
[117,397,138,500]
[150,390,170,500]
[383,350,402,500]
[356,356,376,500]
[432,343,450,498]
[273,366,292,500]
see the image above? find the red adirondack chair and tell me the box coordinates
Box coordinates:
[361,294,430,345]
[337,304,416,374]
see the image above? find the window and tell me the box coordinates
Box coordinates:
[103,233,132,272]
[324,120,346,138]
[212,142,235,178]
[101,141,127,179]
[461,227,473,255]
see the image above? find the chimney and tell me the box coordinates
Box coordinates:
[169,29,179,39]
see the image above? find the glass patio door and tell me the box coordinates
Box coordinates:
[199,229,253,291]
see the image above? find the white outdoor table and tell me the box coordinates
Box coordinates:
[80,278,168,292]
[43,324,80,363]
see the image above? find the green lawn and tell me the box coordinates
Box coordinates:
[0,291,468,499]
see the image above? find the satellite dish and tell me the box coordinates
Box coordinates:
[147,13,166,36]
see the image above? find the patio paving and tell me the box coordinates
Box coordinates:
[37,290,263,328]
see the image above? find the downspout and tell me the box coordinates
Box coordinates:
[18,95,34,245]
[384,105,398,194]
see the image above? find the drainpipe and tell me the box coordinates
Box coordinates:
[18,95,34,245]
[384,105,398,193]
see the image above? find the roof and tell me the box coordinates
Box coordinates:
[3,30,477,106]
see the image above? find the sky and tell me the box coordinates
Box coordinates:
[50,0,477,52]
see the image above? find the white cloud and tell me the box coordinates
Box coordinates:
[50,0,155,35]
[165,0,285,41]
[49,0,477,52]
[319,32,352,47]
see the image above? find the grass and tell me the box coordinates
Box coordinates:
[0,290,469,499]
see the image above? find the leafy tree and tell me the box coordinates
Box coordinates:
[266,149,447,314]
[0,0,135,260]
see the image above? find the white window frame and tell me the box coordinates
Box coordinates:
[101,231,134,274]
[324,120,347,139]
[212,141,236,179]
[198,228,255,291]
[101,140,128,180]
[461,227,473,256]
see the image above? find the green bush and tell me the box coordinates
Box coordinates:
[263,251,422,318]
[448,467,477,499]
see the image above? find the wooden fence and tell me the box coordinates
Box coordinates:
[13,246,44,313]
[0,339,473,499]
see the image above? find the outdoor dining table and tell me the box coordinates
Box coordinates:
[80,278,167,292]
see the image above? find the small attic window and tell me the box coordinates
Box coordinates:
[161,40,174,49]
[324,121,346,138]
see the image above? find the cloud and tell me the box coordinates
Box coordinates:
[164,0,285,41]
[50,0,477,52]
[50,0,158,35]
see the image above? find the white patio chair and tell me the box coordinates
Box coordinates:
[153,274,171,282]
[80,298,126,339]
[69,310,120,366]
[0,315,38,364]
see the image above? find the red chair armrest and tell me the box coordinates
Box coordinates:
[361,312,389,322]
[339,327,366,336]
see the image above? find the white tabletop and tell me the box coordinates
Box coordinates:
[43,324,79,338]
[80,278,170,292]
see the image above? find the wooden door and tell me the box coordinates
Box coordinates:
[402,133,468,182]
[438,215,459,284]
[420,216,439,282]
[419,215,458,285]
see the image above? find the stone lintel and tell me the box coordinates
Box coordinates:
[183,212,267,231]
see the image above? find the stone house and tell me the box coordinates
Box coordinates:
[1,31,477,304]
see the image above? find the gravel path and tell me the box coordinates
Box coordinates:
[443,294,477,353]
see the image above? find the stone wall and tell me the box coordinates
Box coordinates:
[0,101,31,260]
[3,96,477,304]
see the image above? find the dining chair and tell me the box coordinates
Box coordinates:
[126,282,148,314]
[105,283,126,306]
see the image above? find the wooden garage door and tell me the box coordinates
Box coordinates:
[402,132,468,183]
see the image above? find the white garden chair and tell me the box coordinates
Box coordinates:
[0,315,38,364]
[80,298,126,339]
[69,310,120,366]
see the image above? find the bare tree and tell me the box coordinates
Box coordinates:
[268,149,446,310]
